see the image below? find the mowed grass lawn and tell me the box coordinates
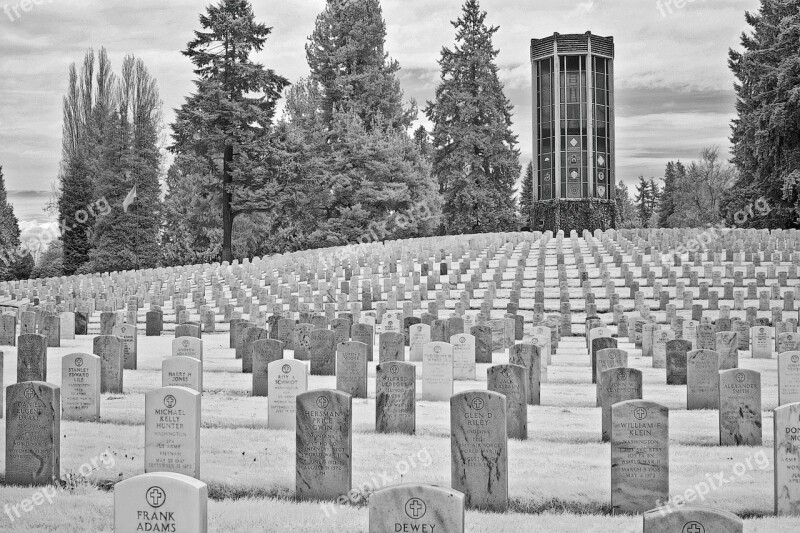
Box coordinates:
[0,333,799,532]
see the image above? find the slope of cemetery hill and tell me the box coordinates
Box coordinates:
[1,228,800,532]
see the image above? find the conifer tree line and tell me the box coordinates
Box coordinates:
[31,0,524,276]
[5,0,799,278]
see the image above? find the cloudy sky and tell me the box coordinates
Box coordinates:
[0,0,760,223]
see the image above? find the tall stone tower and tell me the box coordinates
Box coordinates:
[529,32,616,233]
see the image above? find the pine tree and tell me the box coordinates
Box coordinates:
[171,0,289,263]
[634,176,652,225]
[413,126,433,163]
[647,177,661,226]
[0,166,20,252]
[425,0,520,234]
[520,162,534,228]
[161,154,223,265]
[302,111,440,247]
[276,1,439,250]
[0,165,22,280]
[306,0,413,131]
[282,77,324,135]
[657,162,677,227]
[727,0,800,227]
[161,153,275,264]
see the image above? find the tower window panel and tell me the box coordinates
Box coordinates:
[595,58,606,75]
[566,55,579,70]
[540,77,551,103]
[595,106,606,124]
[540,59,551,76]
[567,104,581,120]
[540,170,552,199]
[595,87,606,106]
[567,72,579,86]
[567,121,581,137]
[567,87,579,103]
[595,73,606,91]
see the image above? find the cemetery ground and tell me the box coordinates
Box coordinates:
[1,334,798,531]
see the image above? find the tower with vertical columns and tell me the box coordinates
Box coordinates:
[529,32,616,232]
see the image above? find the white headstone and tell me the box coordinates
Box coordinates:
[61,353,101,422]
[450,333,476,380]
[422,342,454,401]
[267,359,308,430]
[751,326,774,359]
[145,386,201,478]
[114,472,207,533]
[409,323,431,362]
[162,356,202,393]
[172,337,203,362]
[59,312,75,340]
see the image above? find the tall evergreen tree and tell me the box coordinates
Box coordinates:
[306,0,413,131]
[282,77,324,135]
[647,177,661,226]
[0,165,25,280]
[58,48,116,274]
[425,0,520,234]
[727,0,800,227]
[520,162,534,228]
[274,0,439,250]
[161,153,276,265]
[301,111,440,247]
[0,166,20,253]
[657,162,678,228]
[634,176,652,225]
[413,125,433,163]
[89,56,163,272]
[171,0,289,263]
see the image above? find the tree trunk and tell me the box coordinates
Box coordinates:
[222,144,234,263]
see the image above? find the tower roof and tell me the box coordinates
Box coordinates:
[530,32,614,60]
